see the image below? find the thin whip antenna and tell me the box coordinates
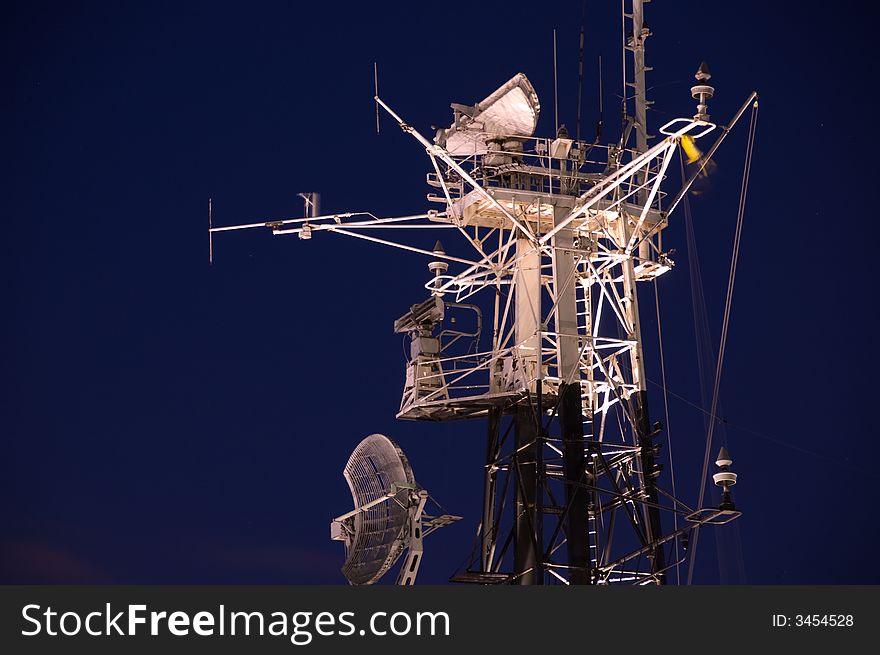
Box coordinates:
[208,197,213,265]
[620,0,627,121]
[575,1,586,141]
[597,54,603,139]
[374,62,380,134]
[553,29,559,135]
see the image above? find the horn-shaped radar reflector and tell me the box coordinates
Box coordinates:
[442,73,541,155]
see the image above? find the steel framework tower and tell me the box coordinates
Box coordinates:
[211,0,754,585]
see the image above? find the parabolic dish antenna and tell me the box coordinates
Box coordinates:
[331,434,460,585]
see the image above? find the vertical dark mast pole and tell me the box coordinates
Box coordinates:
[481,406,501,571]
[514,402,540,584]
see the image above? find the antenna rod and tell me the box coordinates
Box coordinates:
[620,0,627,123]
[374,62,380,135]
[210,211,361,233]
[208,197,213,265]
[553,29,559,135]
[597,55,604,139]
[575,1,586,141]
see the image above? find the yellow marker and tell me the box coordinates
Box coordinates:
[681,135,703,164]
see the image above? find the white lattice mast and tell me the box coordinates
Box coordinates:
[210,6,753,584]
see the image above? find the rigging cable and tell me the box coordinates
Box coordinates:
[681,134,725,580]
[686,100,759,585]
[652,276,680,584]
[680,127,725,580]
[647,378,859,472]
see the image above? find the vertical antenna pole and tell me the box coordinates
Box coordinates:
[208,197,213,265]
[621,0,627,122]
[575,0,586,142]
[374,62,380,135]
[553,29,559,135]
[597,55,604,139]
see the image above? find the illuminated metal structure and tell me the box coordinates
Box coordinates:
[211,0,756,585]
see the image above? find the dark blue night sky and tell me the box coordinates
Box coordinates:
[2,1,875,584]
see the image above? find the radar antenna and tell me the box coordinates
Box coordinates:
[330,434,461,585]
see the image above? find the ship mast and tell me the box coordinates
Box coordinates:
[622,0,667,582]
[210,2,752,585]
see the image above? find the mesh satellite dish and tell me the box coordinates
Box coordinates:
[439,72,541,155]
[331,434,460,585]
